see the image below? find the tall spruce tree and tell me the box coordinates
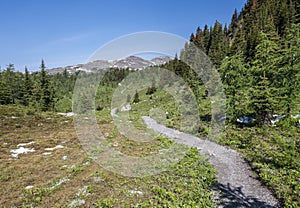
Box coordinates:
[203,25,211,54]
[40,60,53,111]
[208,21,228,67]
[280,23,300,115]
[133,90,140,103]
[249,30,281,125]
[229,9,239,37]
[22,66,32,106]
[220,54,248,122]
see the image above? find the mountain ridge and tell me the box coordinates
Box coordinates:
[47,56,172,75]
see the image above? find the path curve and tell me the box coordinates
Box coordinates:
[142,116,281,208]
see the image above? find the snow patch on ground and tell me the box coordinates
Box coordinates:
[45,145,64,151]
[93,177,105,183]
[17,141,35,147]
[121,104,131,112]
[110,108,118,117]
[10,147,35,158]
[291,114,300,119]
[82,161,90,166]
[58,112,76,117]
[49,177,70,190]
[42,152,52,155]
[68,199,85,208]
[128,190,143,195]
[25,185,34,190]
[76,186,90,197]
[67,186,90,207]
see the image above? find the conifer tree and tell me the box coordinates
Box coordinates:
[195,27,205,51]
[3,64,21,104]
[146,77,157,95]
[133,90,139,103]
[208,21,227,67]
[220,54,248,122]
[190,33,195,43]
[22,66,32,106]
[40,60,53,111]
[229,9,239,36]
[250,72,276,125]
[230,20,246,55]
[0,68,11,104]
[280,23,300,115]
[249,30,281,125]
[202,25,211,54]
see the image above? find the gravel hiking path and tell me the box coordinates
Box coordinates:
[142,116,281,208]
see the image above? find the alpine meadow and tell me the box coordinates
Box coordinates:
[0,0,299,207]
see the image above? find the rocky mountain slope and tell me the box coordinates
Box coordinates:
[47,56,171,75]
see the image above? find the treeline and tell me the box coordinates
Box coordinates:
[72,68,130,114]
[0,57,134,113]
[0,60,76,112]
[1,0,299,126]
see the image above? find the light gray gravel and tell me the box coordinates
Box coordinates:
[142,116,281,208]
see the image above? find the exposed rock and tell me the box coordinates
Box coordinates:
[47,56,172,75]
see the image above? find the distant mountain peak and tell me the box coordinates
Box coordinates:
[47,55,172,75]
[150,56,172,65]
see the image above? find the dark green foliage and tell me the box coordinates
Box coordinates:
[238,0,298,60]
[249,73,277,125]
[207,21,229,67]
[149,148,216,207]
[0,64,24,105]
[202,25,211,54]
[39,60,54,111]
[133,90,140,103]
[188,0,299,127]
[228,9,239,37]
[248,30,281,125]
[191,21,229,68]
[220,126,300,207]
[146,78,157,95]
[22,66,32,106]
[279,24,300,116]
[220,54,249,122]
[190,0,299,63]
[0,60,76,112]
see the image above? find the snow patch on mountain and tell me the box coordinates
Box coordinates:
[47,56,172,75]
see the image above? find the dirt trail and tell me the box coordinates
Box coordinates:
[142,116,281,208]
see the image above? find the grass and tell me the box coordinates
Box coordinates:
[2,79,298,207]
[119,82,300,208]
[124,79,300,208]
[0,104,218,207]
[220,125,300,207]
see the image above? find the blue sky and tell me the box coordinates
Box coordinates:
[0,0,246,71]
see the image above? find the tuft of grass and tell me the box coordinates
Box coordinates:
[69,166,85,175]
